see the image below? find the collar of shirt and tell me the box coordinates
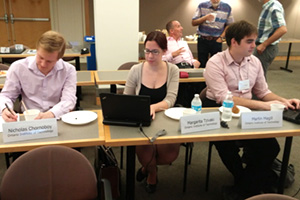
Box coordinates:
[224,49,251,67]
[28,56,64,76]
[167,36,180,42]
[263,0,275,9]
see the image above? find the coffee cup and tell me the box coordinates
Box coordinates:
[206,13,217,23]
[270,103,285,111]
[24,109,40,121]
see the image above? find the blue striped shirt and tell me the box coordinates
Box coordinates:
[192,1,234,37]
[257,0,286,45]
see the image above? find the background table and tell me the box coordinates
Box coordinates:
[0,49,91,71]
[94,69,205,105]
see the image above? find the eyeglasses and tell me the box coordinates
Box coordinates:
[144,49,160,55]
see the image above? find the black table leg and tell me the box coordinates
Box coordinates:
[75,57,80,71]
[75,56,82,109]
[280,42,293,73]
[278,136,293,194]
[126,146,136,200]
[110,84,117,93]
[75,86,82,110]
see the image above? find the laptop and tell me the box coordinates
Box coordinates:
[283,109,300,124]
[100,93,151,127]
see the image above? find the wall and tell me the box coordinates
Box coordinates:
[94,0,139,70]
[51,0,86,48]
[140,0,300,56]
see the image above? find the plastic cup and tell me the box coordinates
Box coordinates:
[270,104,285,111]
[183,108,197,116]
[206,13,217,23]
[24,109,40,121]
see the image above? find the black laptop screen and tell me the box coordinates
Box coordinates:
[100,93,151,126]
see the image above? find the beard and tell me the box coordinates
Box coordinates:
[212,2,220,7]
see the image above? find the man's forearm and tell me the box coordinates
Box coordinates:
[192,16,207,26]
[262,26,287,47]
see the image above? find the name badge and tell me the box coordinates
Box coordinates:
[180,112,220,134]
[238,79,250,91]
[240,111,282,129]
[2,118,58,143]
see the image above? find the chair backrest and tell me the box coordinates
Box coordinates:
[0,145,98,200]
[246,194,298,200]
[199,87,207,102]
[118,61,139,70]
[0,63,9,70]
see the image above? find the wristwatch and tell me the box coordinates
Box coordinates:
[219,36,225,41]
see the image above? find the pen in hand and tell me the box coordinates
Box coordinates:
[5,103,15,116]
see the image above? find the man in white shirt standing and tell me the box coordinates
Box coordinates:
[163,20,200,68]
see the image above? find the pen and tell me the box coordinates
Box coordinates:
[5,103,15,116]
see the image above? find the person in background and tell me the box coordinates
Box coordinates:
[124,31,180,193]
[163,20,202,107]
[192,0,234,68]
[163,20,200,69]
[204,20,300,199]
[253,0,287,78]
[0,30,77,122]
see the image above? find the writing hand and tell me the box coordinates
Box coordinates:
[2,108,18,122]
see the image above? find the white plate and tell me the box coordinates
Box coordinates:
[164,107,188,120]
[61,111,98,125]
[219,105,251,117]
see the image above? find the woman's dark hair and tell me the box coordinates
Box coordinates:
[144,31,167,51]
[225,20,258,47]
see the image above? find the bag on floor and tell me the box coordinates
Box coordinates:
[271,158,295,188]
[95,145,121,199]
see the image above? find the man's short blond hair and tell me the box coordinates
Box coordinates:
[36,30,66,59]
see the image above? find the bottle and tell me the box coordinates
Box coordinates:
[222,91,234,121]
[191,94,202,113]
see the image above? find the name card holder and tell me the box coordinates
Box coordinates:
[2,118,58,143]
[240,111,283,129]
[180,112,220,134]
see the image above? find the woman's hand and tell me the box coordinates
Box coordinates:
[150,105,156,120]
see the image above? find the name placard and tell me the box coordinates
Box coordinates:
[2,118,58,143]
[180,112,220,134]
[240,111,282,129]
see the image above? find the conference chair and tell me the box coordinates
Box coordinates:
[0,63,9,70]
[0,145,112,200]
[110,61,139,94]
[245,193,298,200]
